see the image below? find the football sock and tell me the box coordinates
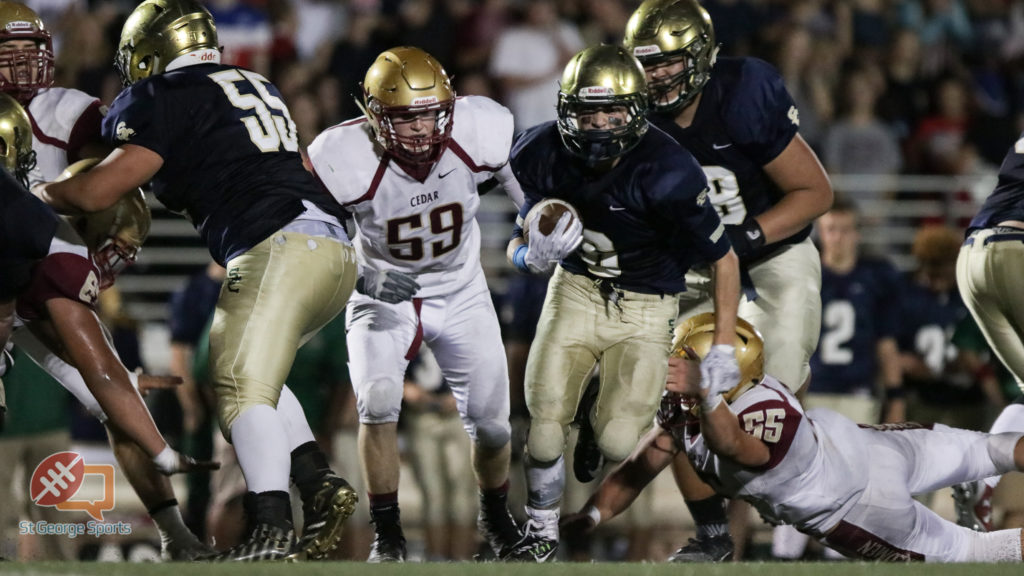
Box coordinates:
[524,454,565,510]
[232,404,291,493]
[149,500,194,547]
[291,441,332,502]
[480,479,510,511]
[278,385,316,450]
[369,492,401,526]
[245,490,294,531]
[685,494,730,539]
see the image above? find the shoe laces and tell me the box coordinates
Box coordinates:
[523,511,559,542]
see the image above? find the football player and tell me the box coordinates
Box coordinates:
[954,137,1024,533]
[504,44,740,562]
[621,0,833,560]
[34,0,359,561]
[306,46,524,562]
[1,99,219,562]
[561,313,1024,563]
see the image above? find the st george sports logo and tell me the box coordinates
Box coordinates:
[30,451,115,522]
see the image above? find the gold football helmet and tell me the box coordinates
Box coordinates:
[115,0,219,87]
[0,91,36,187]
[557,44,648,165]
[623,0,718,113]
[61,159,151,290]
[361,46,455,165]
[671,312,764,402]
[0,2,54,103]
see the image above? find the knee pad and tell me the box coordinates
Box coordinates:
[526,419,567,463]
[468,417,511,450]
[356,378,403,423]
[596,419,644,462]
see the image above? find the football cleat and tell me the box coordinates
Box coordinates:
[952,480,994,532]
[287,474,358,561]
[504,507,559,562]
[201,523,295,562]
[368,506,407,563]
[160,532,215,561]
[477,503,523,559]
[668,534,734,562]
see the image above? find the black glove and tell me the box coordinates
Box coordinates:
[724,217,766,261]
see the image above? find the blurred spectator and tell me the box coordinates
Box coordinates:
[326,10,388,120]
[402,346,477,561]
[876,28,931,142]
[898,0,974,76]
[823,66,903,175]
[907,74,973,175]
[204,0,273,76]
[454,0,509,74]
[0,348,73,560]
[488,0,583,132]
[774,25,835,150]
[701,0,760,56]
[898,224,992,431]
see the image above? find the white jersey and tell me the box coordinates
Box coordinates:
[308,95,517,298]
[666,376,869,534]
[25,87,103,187]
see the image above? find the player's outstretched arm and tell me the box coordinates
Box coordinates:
[34,145,163,214]
[44,296,217,475]
[562,426,678,535]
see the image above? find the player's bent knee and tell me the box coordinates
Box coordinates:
[356,379,403,423]
[218,391,281,438]
[596,420,644,462]
[469,418,511,449]
[527,420,567,463]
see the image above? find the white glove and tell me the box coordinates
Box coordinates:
[699,345,740,400]
[357,268,420,304]
[152,445,220,476]
[524,212,584,274]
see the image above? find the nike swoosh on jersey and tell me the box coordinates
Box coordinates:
[439,169,456,178]
[712,143,732,150]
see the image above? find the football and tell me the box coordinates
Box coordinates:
[523,198,581,244]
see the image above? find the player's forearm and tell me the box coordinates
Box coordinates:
[710,250,740,346]
[588,456,656,522]
[757,187,832,243]
[495,163,525,210]
[876,338,905,423]
[700,401,769,467]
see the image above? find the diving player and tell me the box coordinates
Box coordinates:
[505,44,740,562]
[562,313,1024,563]
[307,46,524,563]
[34,0,359,561]
[621,0,833,559]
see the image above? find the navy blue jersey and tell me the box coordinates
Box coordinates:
[0,166,58,299]
[511,122,729,295]
[103,64,347,265]
[897,275,979,405]
[810,257,902,395]
[968,134,1024,233]
[650,57,805,250]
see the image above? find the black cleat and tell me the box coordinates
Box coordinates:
[288,474,358,561]
[572,379,604,483]
[477,503,523,559]
[504,509,559,562]
[668,534,734,562]
[368,506,407,563]
[202,523,295,562]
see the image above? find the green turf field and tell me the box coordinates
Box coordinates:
[0,563,1021,576]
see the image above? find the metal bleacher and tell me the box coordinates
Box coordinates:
[121,173,995,324]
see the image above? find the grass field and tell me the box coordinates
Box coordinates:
[0,562,1021,576]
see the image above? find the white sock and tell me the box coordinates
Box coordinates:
[278,385,315,451]
[524,454,565,509]
[772,524,810,559]
[984,404,1024,490]
[231,404,291,493]
[151,504,195,546]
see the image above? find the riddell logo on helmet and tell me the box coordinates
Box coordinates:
[6,21,34,32]
[579,86,614,98]
[411,96,438,106]
[633,45,662,57]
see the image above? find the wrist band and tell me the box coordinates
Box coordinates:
[152,444,176,473]
[513,244,530,273]
[128,368,140,391]
[884,387,906,400]
[701,393,724,413]
[584,505,601,527]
